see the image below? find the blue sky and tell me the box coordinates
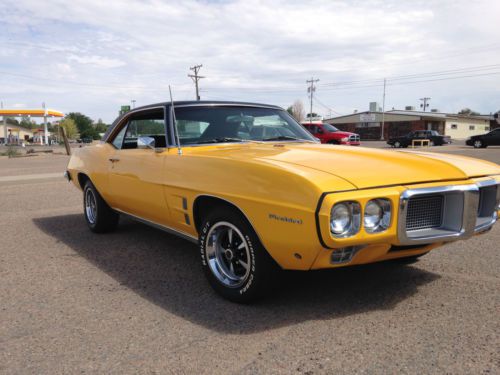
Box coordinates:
[1,0,499,123]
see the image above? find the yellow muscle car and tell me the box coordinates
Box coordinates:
[66,101,500,302]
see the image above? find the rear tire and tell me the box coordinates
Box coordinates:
[394,141,401,148]
[83,180,119,233]
[199,207,277,303]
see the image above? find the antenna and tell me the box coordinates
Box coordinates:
[169,85,182,155]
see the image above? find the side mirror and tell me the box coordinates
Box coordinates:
[317,128,324,134]
[137,136,155,150]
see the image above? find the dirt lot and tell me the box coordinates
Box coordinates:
[1,145,499,374]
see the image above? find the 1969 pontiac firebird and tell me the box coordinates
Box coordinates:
[66,101,500,302]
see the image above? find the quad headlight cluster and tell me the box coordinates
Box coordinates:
[330,199,392,237]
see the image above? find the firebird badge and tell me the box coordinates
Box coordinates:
[268,213,303,225]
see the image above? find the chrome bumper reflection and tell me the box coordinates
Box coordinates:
[398,180,499,245]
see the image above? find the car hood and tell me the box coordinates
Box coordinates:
[190,143,500,189]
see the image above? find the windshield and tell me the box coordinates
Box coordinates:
[322,123,339,132]
[175,106,317,145]
[174,106,317,145]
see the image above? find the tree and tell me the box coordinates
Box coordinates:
[66,112,99,139]
[19,115,34,129]
[458,108,480,116]
[95,118,108,133]
[287,100,305,122]
[58,118,78,139]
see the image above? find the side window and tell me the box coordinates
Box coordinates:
[112,126,127,149]
[111,108,166,150]
[176,120,210,142]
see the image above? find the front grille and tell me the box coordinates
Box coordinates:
[478,185,497,218]
[349,134,360,142]
[406,195,444,231]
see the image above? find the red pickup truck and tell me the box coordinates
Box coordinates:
[302,121,360,145]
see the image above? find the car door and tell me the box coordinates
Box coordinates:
[488,128,500,145]
[106,107,171,225]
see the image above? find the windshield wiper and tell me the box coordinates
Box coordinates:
[197,137,244,144]
[261,135,314,143]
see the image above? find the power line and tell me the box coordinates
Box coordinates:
[319,64,500,87]
[202,65,500,94]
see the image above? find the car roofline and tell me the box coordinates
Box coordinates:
[103,100,286,142]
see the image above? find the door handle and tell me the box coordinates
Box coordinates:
[109,157,120,163]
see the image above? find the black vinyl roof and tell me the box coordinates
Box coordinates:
[104,100,284,141]
[133,100,282,111]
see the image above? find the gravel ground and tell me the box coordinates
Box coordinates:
[0,145,499,374]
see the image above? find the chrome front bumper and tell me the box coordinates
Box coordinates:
[398,180,499,245]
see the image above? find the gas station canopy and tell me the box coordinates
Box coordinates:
[0,109,64,118]
[1,108,65,145]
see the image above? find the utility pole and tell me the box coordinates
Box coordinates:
[1,101,6,146]
[306,77,319,124]
[42,102,48,145]
[420,97,431,112]
[131,99,136,109]
[188,64,205,101]
[380,78,386,140]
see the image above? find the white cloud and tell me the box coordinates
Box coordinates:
[0,0,499,121]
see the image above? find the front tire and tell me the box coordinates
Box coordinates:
[199,207,277,303]
[83,180,119,233]
[394,141,401,148]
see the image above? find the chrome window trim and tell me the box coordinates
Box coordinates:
[106,106,167,147]
[398,184,479,245]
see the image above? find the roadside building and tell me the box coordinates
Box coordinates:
[325,108,492,140]
[0,124,34,144]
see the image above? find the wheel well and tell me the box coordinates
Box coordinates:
[193,196,249,233]
[77,173,90,190]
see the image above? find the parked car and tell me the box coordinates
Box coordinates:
[66,101,500,302]
[387,130,451,148]
[77,137,93,144]
[302,121,360,145]
[466,128,500,148]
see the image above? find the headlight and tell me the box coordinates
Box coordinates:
[330,201,361,237]
[364,198,391,233]
[340,137,349,142]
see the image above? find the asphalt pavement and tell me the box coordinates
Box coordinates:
[0,146,499,374]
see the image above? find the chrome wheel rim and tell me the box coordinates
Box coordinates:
[205,222,251,288]
[394,142,400,148]
[474,140,481,148]
[85,189,97,225]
